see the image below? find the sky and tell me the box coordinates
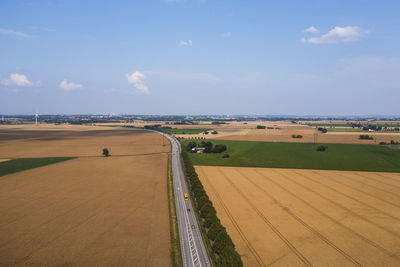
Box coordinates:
[1,0,400,115]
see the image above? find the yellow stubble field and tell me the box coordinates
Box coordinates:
[196,166,400,266]
[0,124,171,266]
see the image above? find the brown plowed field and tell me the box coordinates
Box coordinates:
[196,166,400,266]
[0,125,171,266]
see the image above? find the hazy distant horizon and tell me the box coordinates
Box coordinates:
[2,113,400,119]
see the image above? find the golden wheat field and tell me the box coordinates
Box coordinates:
[196,166,400,266]
[0,125,171,266]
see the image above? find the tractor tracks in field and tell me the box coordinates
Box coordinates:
[290,170,400,240]
[354,173,400,190]
[305,170,400,221]
[216,169,313,267]
[235,169,362,266]
[262,169,400,263]
[198,168,266,267]
[326,172,400,208]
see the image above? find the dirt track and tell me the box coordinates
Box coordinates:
[0,125,171,266]
[196,166,400,266]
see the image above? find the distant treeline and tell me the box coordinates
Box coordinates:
[181,148,243,266]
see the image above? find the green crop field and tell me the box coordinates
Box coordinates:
[183,140,400,172]
[0,157,75,177]
[158,128,209,134]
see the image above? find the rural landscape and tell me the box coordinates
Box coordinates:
[1,116,400,266]
[2,0,400,266]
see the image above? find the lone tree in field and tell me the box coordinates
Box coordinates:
[102,148,110,157]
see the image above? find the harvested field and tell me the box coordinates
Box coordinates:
[196,166,400,266]
[0,125,171,266]
[0,124,169,158]
[210,129,400,145]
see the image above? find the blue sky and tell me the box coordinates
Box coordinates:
[1,0,400,115]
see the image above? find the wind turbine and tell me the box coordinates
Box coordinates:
[35,111,39,126]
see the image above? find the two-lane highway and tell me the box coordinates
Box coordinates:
[155,131,211,267]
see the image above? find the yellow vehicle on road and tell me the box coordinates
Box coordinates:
[184,193,189,200]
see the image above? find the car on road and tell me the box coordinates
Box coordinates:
[191,225,195,229]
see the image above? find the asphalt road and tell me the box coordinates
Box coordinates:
[159,132,211,267]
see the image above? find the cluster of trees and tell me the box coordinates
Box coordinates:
[363,125,382,131]
[359,135,374,140]
[256,125,266,129]
[181,149,243,266]
[317,127,328,133]
[187,141,227,154]
[292,134,303,138]
[204,130,218,135]
[380,140,400,145]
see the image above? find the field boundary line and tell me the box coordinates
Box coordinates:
[290,170,400,239]
[198,167,265,267]
[261,169,400,262]
[236,169,362,266]
[306,170,400,221]
[216,169,312,267]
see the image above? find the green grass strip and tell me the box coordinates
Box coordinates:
[0,157,76,177]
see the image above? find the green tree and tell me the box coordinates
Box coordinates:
[102,148,110,157]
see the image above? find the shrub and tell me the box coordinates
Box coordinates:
[212,144,227,153]
[222,154,230,158]
[380,142,387,145]
[256,125,266,129]
[359,135,373,140]
[316,146,327,152]
[318,128,328,133]
[102,148,110,157]
[292,134,302,139]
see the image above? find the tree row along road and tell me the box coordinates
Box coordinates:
[153,130,211,267]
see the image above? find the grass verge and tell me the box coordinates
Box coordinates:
[0,157,76,177]
[183,140,400,172]
[167,154,183,267]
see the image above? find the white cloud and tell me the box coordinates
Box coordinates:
[302,26,365,44]
[179,40,193,46]
[303,26,319,34]
[0,28,33,39]
[221,32,232,38]
[59,79,83,90]
[125,71,149,93]
[2,73,34,86]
